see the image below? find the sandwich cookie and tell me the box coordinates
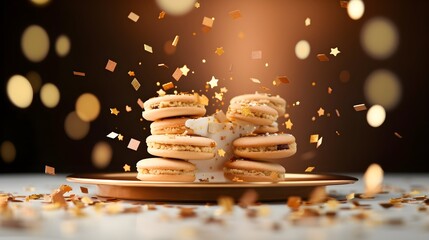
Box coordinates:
[230,93,286,116]
[136,157,196,182]
[146,135,216,160]
[253,122,279,134]
[226,103,278,126]
[143,94,207,121]
[150,117,194,135]
[223,158,285,182]
[233,133,297,160]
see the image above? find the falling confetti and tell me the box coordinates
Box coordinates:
[80,186,88,194]
[316,137,323,148]
[317,54,329,61]
[251,50,262,59]
[105,59,117,72]
[220,87,228,93]
[215,47,224,56]
[45,165,55,175]
[180,65,190,76]
[207,76,219,88]
[218,149,226,157]
[276,76,290,84]
[394,132,403,138]
[250,78,261,84]
[106,132,119,139]
[214,92,223,101]
[305,17,311,26]
[172,68,183,81]
[73,71,85,76]
[110,108,120,116]
[123,164,131,172]
[118,134,124,141]
[229,10,242,19]
[125,105,132,112]
[202,17,214,28]
[144,44,153,53]
[127,12,139,22]
[172,35,180,46]
[158,63,168,68]
[317,107,325,117]
[162,82,174,91]
[157,89,166,96]
[330,47,341,56]
[353,103,367,111]
[194,2,200,8]
[137,98,144,109]
[310,134,319,143]
[285,119,293,130]
[328,87,333,94]
[127,138,140,151]
[335,109,341,117]
[158,11,165,19]
[305,166,315,172]
[128,71,135,76]
[131,78,141,91]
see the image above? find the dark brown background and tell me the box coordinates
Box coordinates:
[1,0,428,173]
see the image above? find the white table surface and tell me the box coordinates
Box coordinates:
[1,173,428,240]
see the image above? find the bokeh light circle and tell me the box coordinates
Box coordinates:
[156,0,196,16]
[295,40,311,60]
[75,93,101,122]
[91,141,112,169]
[64,111,90,140]
[40,83,60,108]
[364,69,401,110]
[55,35,71,57]
[6,75,33,108]
[21,25,50,62]
[366,105,386,128]
[1,141,16,164]
[361,17,399,60]
[347,0,365,20]
[30,0,51,6]
[26,71,43,93]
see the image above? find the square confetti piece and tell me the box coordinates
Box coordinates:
[162,82,174,91]
[128,12,139,22]
[107,132,119,139]
[131,78,141,91]
[353,104,367,111]
[251,50,262,59]
[172,68,183,81]
[317,54,329,62]
[105,59,117,72]
[310,134,319,143]
[277,76,289,84]
[229,10,242,19]
[45,165,55,175]
[144,44,153,53]
[127,138,140,151]
[202,17,214,28]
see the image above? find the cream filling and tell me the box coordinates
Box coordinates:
[235,144,289,152]
[224,168,283,179]
[154,126,188,133]
[234,99,284,109]
[149,101,204,110]
[228,108,277,121]
[138,168,195,176]
[148,142,215,153]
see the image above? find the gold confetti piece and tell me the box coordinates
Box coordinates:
[127,12,139,22]
[51,185,72,208]
[214,92,223,101]
[220,87,228,93]
[73,71,85,76]
[194,2,200,8]
[180,65,190,76]
[330,47,341,56]
[317,107,325,117]
[276,76,290,84]
[45,165,55,175]
[157,89,166,96]
[305,167,315,172]
[158,11,165,19]
[336,131,340,135]
[328,87,333,94]
[172,35,179,47]
[215,47,224,56]
[106,132,118,139]
[80,187,88,194]
[194,93,209,106]
[105,59,117,72]
[287,196,301,210]
[162,82,174,91]
[217,149,226,157]
[353,103,367,111]
[317,54,329,62]
[309,187,327,204]
[158,63,169,68]
[340,1,348,8]
[202,16,214,28]
[305,17,311,26]
[285,119,293,130]
[144,44,153,53]
[394,132,403,138]
[172,68,183,81]
[137,98,144,109]
[251,50,262,59]
[131,78,141,91]
[217,196,234,214]
[250,78,261,84]
[316,137,323,148]
[118,134,124,141]
[123,164,130,172]
[207,76,218,88]
[125,105,132,112]
[335,109,340,117]
[128,71,135,76]
[346,193,355,200]
[127,138,140,151]
[110,108,120,116]
[310,134,319,143]
[229,10,242,19]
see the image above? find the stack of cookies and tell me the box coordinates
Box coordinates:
[137,94,217,182]
[224,93,297,182]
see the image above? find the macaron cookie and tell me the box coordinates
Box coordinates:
[223,159,285,182]
[233,133,297,160]
[146,135,216,160]
[226,103,278,126]
[253,122,279,134]
[143,94,207,121]
[136,157,196,182]
[230,93,286,116]
[150,117,194,135]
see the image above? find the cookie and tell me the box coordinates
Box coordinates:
[223,158,285,182]
[136,157,196,182]
[226,103,278,126]
[150,117,194,135]
[230,93,286,116]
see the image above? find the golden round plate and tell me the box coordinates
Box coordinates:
[67,172,358,202]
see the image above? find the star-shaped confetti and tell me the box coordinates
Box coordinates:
[128,71,135,76]
[157,89,166,96]
[220,87,228,93]
[330,47,341,56]
[215,47,224,56]
[123,164,131,172]
[305,17,311,26]
[118,134,124,141]
[207,76,218,88]
[317,107,325,117]
[214,92,223,101]
[110,108,120,116]
[180,65,190,76]
[195,2,200,8]
[218,149,226,157]
[285,119,293,130]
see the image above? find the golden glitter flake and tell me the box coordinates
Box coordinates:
[125,105,132,112]
[305,17,311,26]
[310,134,319,143]
[180,65,190,76]
[353,103,367,111]
[158,63,168,68]
[394,132,403,138]
[123,164,131,172]
[328,87,333,94]
[317,107,325,117]
[131,78,141,91]
[157,89,166,96]
[207,76,219,88]
[110,108,120,116]
[158,11,165,19]
[45,165,55,175]
[144,44,153,53]
[195,2,200,8]
[128,71,135,76]
[217,149,226,157]
[73,71,85,76]
[128,12,140,22]
[215,47,224,56]
[305,166,315,172]
[317,54,329,61]
[105,59,117,72]
[285,119,293,130]
[316,137,323,148]
[118,134,124,141]
[330,47,341,56]
[229,10,242,19]
[250,78,261,84]
[335,109,341,117]
[172,35,179,47]
[172,68,183,81]
[162,82,174,91]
